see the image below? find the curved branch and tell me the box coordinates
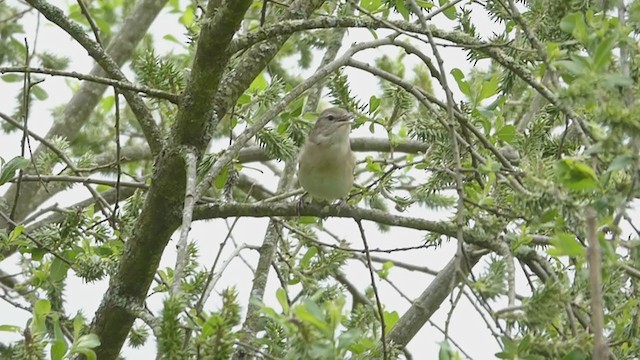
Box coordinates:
[88,1,254,357]
[0,67,179,103]
[25,0,163,153]
[387,247,482,348]
[229,16,589,143]
[212,0,326,128]
[0,0,168,226]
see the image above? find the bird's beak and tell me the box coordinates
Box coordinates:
[337,113,354,124]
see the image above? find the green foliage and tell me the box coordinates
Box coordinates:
[38,52,70,70]
[256,128,298,161]
[472,257,506,300]
[158,296,187,360]
[258,292,399,359]
[132,50,185,94]
[0,304,99,360]
[128,324,149,349]
[195,288,241,360]
[0,156,29,185]
[5,0,640,358]
[0,2,27,66]
[327,70,366,113]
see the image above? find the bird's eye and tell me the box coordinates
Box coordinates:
[326,115,335,121]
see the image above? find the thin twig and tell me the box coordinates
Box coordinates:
[112,88,122,229]
[195,216,242,314]
[0,112,114,218]
[0,210,73,266]
[0,67,179,103]
[194,38,396,201]
[9,175,147,189]
[355,219,388,359]
[586,207,609,359]
[76,0,102,46]
[171,149,198,295]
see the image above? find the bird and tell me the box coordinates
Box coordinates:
[297,107,356,202]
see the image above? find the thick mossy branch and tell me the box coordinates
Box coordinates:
[91,148,187,360]
[89,1,254,358]
[173,0,253,149]
[212,0,325,125]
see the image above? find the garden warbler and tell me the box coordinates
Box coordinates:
[297,107,356,201]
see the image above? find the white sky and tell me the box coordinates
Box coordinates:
[0,1,521,359]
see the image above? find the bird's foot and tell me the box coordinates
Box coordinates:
[296,193,309,216]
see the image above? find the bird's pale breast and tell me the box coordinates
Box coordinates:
[298,142,355,201]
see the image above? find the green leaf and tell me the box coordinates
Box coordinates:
[0,325,21,333]
[237,93,251,105]
[249,72,268,92]
[548,233,585,257]
[555,59,588,76]
[361,0,382,12]
[383,310,399,333]
[369,95,381,113]
[163,34,181,44]
[559,13,578,33]
[52,313,66,342]
[51,339,68,360]
[179,6,194,26]
[560,12,588,43]
[276,288,289,313]
[438,0,457,20]
[32,299,51,334]
[555,158,599,191]
[295,300,329,333]
[34,299,51,316]
[9,225,24,241]
[377,260,394,279]
[73,313,86,339]
[50,257,69,282]
[478,75,499,101]
[300,246,317,268]
[290,98,305,117]
[450,68,470,96]
[415,0,433,9]
[74,333,101,349]
[236,94,251,105]
[592,35,616,71]
[602,73,633,88]
[495,125,516,143]
[337,329,362,349]
[562,349,587,360]
[395,0,410,21]
[297,216,317,224]
[100,95,115,112]
[439,340,461,360]
[608,154,634,172]
[32,84,48,100]
[31,248,46,261]
[0,156,30,185]
[2,74,22,82]
[213,166,229,189]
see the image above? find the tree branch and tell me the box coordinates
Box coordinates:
[387,247,482,348]
[0,0,168,226]
[0,67,179,103]
[25,0,163,153]
[89,1,254,357]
